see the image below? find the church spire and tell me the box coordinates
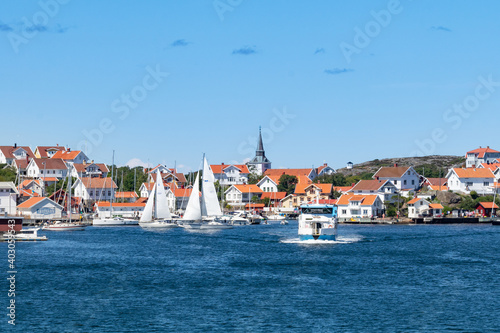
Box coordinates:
[247,126,271,175]
[256,126,265,156]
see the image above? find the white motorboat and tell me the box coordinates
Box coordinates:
[42,220,87,231]
[1,227,48,241]
[93,217,139,226]
[230,212,250,225]
[267,214,286,221]
[298,204,337,241]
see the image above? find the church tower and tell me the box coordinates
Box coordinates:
[247,127,271,175]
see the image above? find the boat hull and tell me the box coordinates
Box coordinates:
[139,221,178,228]
[42,225,86,231]
[200,222,233,230]
[93,218,138,226]
[299,234,336,241]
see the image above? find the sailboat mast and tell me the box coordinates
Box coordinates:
[67,164,72,223]
[111,150,115,217]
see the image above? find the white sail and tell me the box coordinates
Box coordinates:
[183,173,202,221]
[201,156,223,217]
[140,182,156,222]
[155,169,172,219]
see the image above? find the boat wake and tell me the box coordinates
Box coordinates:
[280,235,364,245]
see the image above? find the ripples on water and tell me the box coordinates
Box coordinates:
[1,223,499,332]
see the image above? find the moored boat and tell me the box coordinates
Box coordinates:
[298,204,337,241]
[42,220,86,231]
[1,227,48,241]
[93,217,139,226]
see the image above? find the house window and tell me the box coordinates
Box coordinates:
[404,180,407,185]
[342,209,347,214]
[484,182,490,186]
[466,182,473,187]
[394,180,398,185]
[363,210,368,215]
[412,180,415,185]
[108,191,111,196]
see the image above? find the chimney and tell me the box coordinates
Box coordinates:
[221,162,224,166]
[14,143,17,148]
[376,176,379,180]
[68,148,71,152]
[323,163,327,167]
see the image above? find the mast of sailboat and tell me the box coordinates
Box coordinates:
[111,150,115,217]
[67,164,72,223]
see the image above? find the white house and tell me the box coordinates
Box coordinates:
[72,162,109,178]
[336,194,383,219]
[407,198,443,218]
[51,149,89,165]
[373,165,420,190]
[0,145,34,165]
[446,168,495,195]
[26,158,68,181]
[18,179,43,197]
[139,182,155,198]
[94,201,145,218]
[466,146,500,168]
[17,197,63,219]
[73,177,117,201]
[211,163,250,186]
[256,175,279,192]
[0,182,19,215]
[225,184,263,207]
[348,179,398,204]
[316,163,336,176]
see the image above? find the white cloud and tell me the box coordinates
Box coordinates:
[126,158,148,168]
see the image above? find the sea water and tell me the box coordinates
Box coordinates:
[1,222,500,332]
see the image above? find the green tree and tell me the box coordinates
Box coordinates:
[0,166,16,182]
[459,196,476,211]
[277,175,298,195]
[313,173,348,186]
[470,191,479,200]
[248,173,264,185]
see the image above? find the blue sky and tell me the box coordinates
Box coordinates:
[1,0,500,172]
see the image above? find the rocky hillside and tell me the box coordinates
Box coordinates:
[336,155,466,177]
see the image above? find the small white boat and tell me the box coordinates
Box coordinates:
[1,228,48,241]
[93,217,139,226]
[298,204,337,241]
[267,214,286,221]
[280,220,289,225]
[230,212,250,225]
[42,221,87,231]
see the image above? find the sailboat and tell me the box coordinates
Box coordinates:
[42,164,87,231]
[139,169,177,228]
[179,171,203,229]
[200,156,233,229]
[179,155,233,229]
